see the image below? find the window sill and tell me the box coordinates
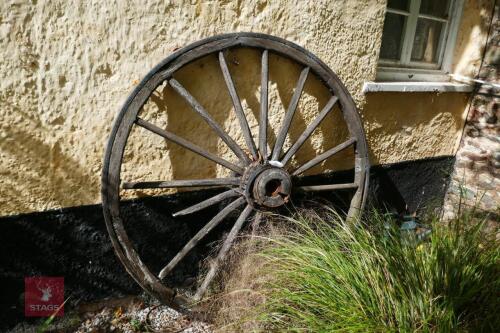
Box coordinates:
[362,81,473,93]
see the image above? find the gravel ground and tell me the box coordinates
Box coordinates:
[75,304,211,333]
[9,296,212,333]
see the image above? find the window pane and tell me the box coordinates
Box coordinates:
[419,0,449,18]
[387,0,409,11]
[411,19,444,63]
[380,13,406,61]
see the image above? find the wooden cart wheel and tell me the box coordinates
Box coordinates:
[102,33,369,307]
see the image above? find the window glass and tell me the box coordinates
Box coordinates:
[380,13,406,60]
[387,0,409,11]
[419,0,449,18]
[411,19,444,63]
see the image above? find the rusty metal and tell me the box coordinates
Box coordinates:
[101,32,370,307]
[252,168,292,208]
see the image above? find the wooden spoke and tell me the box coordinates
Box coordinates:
[168,78,251,165]
[194,204,253,300]
[122,177,240,190]
[251,211,263,236]
[172,189,241,217]
[292,138,356,176]
[136,118,244,175]
[298,182,358,191]
[281,96,338,166]
[158,197,246,279]
[219,52,258,160]
[259,50,269,159]
[271,66,310,161]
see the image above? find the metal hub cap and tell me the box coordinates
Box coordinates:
[252,167,291,208]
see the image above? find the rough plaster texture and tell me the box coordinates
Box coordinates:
[363,0,495,165]
[363,92,470,165]
[0,0,493,216]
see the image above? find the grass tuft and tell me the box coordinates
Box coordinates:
[213,208,499,332]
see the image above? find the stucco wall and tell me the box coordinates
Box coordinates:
[363,0,495,165]
[0,0,493,216]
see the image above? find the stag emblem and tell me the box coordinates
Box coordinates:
[36,281,52,302]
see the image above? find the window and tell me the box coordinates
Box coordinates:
[377,0,464,81]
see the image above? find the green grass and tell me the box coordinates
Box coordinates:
[235,209,499,332]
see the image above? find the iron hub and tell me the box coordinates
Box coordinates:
[253,167,291,208]
[241,163,292,209]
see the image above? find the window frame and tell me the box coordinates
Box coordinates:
[377,0,465,82]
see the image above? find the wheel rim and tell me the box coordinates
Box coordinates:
[101,33,370,306]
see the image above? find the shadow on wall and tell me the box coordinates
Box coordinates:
[452,0,496,77]
[117,0,495,198]
[0,105,98,214]
[120,47,353,199]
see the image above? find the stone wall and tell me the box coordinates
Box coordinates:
[444,3,499,218]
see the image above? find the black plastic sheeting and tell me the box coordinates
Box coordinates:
[0,156,454,329]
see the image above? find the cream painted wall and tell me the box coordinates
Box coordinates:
[362,0,494,165]
[0,0,493,216]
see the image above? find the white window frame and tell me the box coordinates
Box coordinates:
[377,0,465,82]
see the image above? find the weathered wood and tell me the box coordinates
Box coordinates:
[172,189,241,217]
[193,204,253,300]
[168,78,251,165]
[271,67,309,161]
[281,96,338,166]
[136,118,244,175]
[101,33,370,306]
[122,177,240,189]
[251,211,263,235]
[158,197,246,279]
[298,182,358,191]
[292,138,356,176]
[102,70,179,306]
[259,50,269,159]
[219,52,258,160]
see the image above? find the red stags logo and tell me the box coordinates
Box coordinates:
[25,277,64,317]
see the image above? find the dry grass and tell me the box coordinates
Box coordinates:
[199,214,285,332]
[202,207,499,332]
